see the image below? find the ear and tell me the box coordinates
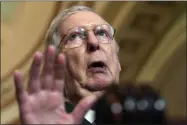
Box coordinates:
[115,44,121,72]
[117,60,121,72]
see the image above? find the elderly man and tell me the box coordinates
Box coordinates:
[14,5,121,124]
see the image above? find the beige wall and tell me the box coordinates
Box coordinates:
[1,2,58,124]
[137,12,186,118]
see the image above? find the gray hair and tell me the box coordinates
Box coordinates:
[44,5,95,51]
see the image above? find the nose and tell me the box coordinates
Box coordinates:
[87,31,100,52]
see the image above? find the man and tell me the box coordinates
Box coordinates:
[14,5,121,124]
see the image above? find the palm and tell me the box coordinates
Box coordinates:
[24,91,64,124]
[14,45,96,124]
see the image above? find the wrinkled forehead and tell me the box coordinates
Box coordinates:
[59,11,108,35]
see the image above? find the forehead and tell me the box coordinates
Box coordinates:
[60,11,107,34]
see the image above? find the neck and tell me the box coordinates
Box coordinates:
[64,79,105,104]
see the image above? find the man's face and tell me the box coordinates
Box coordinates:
[60,11,121,91]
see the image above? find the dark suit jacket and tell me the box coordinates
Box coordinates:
[65,102,93,125]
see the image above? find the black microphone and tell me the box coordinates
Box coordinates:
[94,83,167,125]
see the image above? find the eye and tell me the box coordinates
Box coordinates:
[68,33,80,41]
[96,29,107,37]
[95,29,109,41]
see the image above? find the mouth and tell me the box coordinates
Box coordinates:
[87,61,108,74]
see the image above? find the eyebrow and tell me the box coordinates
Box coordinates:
[66,23,98,32]
[65,23,110,33]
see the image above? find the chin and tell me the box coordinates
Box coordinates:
[85,75,116,91]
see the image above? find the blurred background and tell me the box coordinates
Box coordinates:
[1,1,186,124]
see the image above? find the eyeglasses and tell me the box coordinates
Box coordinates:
[58,24,116,49]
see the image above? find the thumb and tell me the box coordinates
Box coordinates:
[72,95,98,124]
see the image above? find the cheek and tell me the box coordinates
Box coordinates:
[65,50,86,76]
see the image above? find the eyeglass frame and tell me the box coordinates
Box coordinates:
[57,24,116,50]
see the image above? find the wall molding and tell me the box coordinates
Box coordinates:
[136,12,186,83]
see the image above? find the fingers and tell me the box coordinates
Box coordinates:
[72,95,98,123]
[28,52,42,93]
[41,45,56,90]
[53,53,66,92]
[14,71,29,105]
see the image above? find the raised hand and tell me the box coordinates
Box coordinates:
[14,45,97,124]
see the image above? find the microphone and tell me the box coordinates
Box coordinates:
[94,83,167,124]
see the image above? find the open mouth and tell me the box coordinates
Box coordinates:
[87,61,107,73]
